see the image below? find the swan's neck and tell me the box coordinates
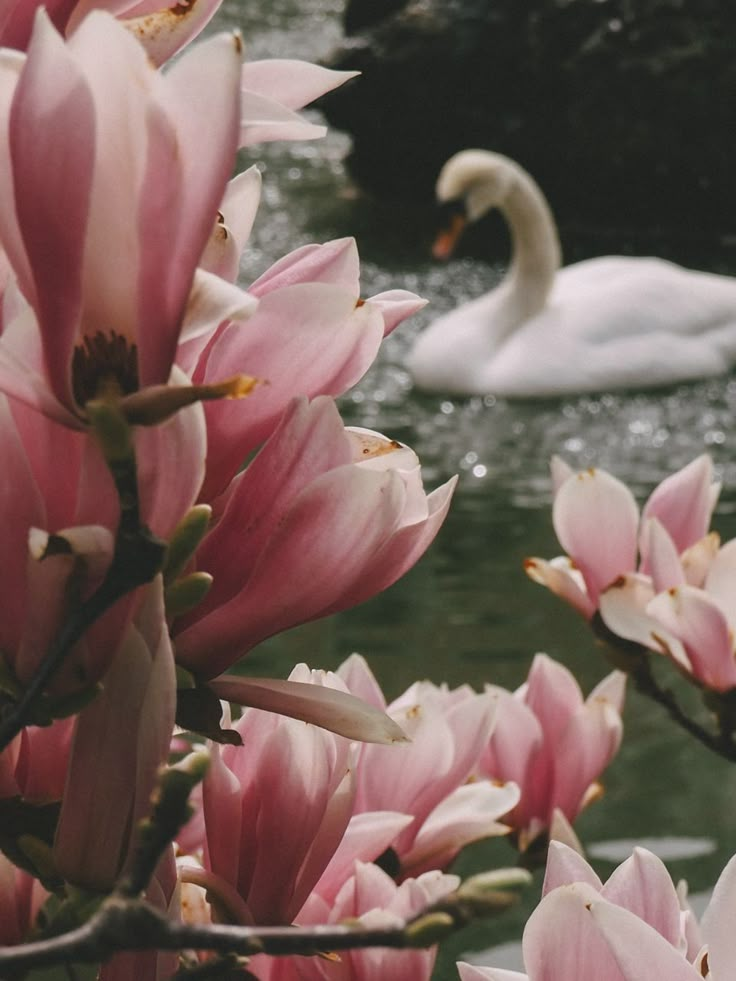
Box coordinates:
[495,168,561,334]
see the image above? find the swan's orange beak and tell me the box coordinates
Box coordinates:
[432,212,467,261]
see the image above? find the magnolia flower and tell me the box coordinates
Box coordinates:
[339,654,518,878]
[477,654,625,850]
[458,842,736,981]
[191,667,359,925]
[526,455,719,618]
[0,11,251,427]
[173,397,456,678]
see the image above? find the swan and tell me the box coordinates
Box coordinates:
[407,150,736,397]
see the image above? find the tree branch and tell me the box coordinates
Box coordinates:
[0,873,528,977]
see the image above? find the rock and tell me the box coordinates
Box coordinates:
[318,0,736,237]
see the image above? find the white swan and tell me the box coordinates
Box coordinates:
[407,150,736,397]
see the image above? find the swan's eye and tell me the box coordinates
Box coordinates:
[435,197,466,224]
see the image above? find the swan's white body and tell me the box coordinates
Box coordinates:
[407,151,736,397]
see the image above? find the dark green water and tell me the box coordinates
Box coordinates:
[213,1,736,972]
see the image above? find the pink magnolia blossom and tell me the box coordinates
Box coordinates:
[526,455,719,618]
[459,842,736,981]
[338,654,518,878]
[173,397,456,678]
[0,10,251,426]
[476,654,625,850]
[193,666,358,925]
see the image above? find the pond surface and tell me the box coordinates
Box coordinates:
[212,1,736,973]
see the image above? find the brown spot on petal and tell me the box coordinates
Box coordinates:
[233,32,243,55]
[406,704,422,719]
[355,298,366,307]
[609,575,627,590]
[352,431,403,458]
[700,952,709,977]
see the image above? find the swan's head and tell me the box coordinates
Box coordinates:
[433,150,518,258]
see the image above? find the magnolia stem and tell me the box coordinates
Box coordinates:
[0,884,516,975]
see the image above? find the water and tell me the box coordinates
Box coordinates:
[213,1,736,973]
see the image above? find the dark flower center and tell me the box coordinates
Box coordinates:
[71,330,139,407]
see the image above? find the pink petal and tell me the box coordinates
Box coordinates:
[648,585,736,690]
[524,654,584,747]
[198,167,262,282]
[550,454,574,494]
[134,386,206,538]
[524,555,596,618]
[202,744,244,890]
[599,574,690,669]
[543,840,602,896]
[591,900,701,980]
[337,652,388,711]
[321,474,456,611]
[588,671,627,716]
[241,59,358,111]
[121,0,223,66]
[314,811,415,904]
[553,467,639,602]
[249,238,360,296]
[640,518,686,591]
[10,10,94,406]
[54,580,176,890]
[680,532,720,587]
[240,88,326,145]
[198,286,381,495]
[701,852,736,977]
[551,694,622,822]
[0,395,44,655]
[193,396,353,610]
[458,965,526,981]
[402,781,519,876]
[138,29,242,385]
[177,465,407,675]
[642,455,718,555]
[602,848,683,946]
[208,675,407,744]
[366,289,428,336]
[704,537,736,622]
[523,884,626,981]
